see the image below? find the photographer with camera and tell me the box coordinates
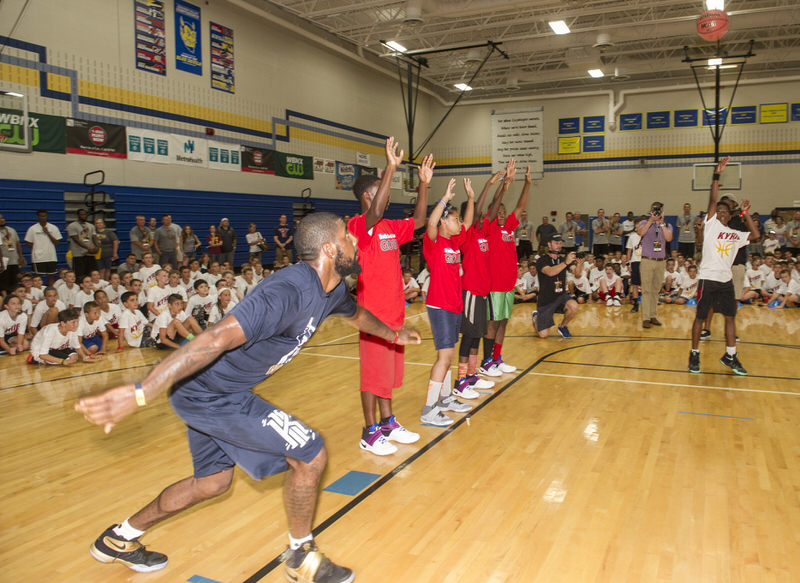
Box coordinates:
[637,201,674,329]
[531,234,579,338]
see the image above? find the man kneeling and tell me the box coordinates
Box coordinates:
[531,234,579,338]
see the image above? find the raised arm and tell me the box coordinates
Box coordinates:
[365,137,404,231]
[707,156,730,219]
[427,178,456,241]
[75,314,247,433]
[343,305,421,345]
[513,166,533,218]
[414,153,435,229]
[472,171,504,224]
[739,198,760,241]
[462,178,475,228]
[487,158,516,222]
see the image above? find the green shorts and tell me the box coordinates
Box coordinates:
[487,290,514,321]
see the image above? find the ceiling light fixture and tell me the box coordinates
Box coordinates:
[705,0,724,10]
[587,69,604,78]
[385,40,407,53]
[549,20,570,35]
[454,83,472,91]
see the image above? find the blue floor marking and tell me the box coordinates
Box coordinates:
[323,470,381,496]
[679,411,754,420]
[188,575,224,583]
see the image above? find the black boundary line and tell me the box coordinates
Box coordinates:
[0,362,158,392]
[241,338,633,583]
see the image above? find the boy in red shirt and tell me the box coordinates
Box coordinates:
[348,138,430,455]
[480,164,532,375]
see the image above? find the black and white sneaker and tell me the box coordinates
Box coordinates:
[700,329,711,341]
[282,541,354,583]
[688,351,700,373]
[720,353,747,376]
[89,525,168,572]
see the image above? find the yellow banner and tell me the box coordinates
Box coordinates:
[760,103,788,124]
[558,136,581,154]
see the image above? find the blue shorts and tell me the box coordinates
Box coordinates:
[427,306,461,350]
[170,389,323,480]
[82,334,103,351]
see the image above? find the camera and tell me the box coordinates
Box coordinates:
[575,251,586,259]
[652,203,663,217]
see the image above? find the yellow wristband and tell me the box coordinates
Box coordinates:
[134,384,147,407]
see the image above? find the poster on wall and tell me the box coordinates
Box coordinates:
[175,0,202,75]
[275,152,314,179]
[313,157,336,174]
[210,22,234,93]
[241,146,276,174]
[169,134,207,167]
[208,142,240,171]
[490,108,544,179]
[134,0,166,75]
[0,108,65,153]
[335,161,357,190]
[127,127,170,163]
[66,118,127,158]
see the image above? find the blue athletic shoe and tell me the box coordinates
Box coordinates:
[557,325,572,338]
[768,300,781,308]
[686,298,697,306]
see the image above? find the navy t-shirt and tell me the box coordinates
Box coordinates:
[172,262,356,397]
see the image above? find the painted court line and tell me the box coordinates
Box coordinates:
[527,371,800,397]
[678,411,755,420]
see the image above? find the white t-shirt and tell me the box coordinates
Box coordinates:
[30,323,79,361]
[185,293,216,318]
[19,298,33,316]
[26,287,44,304]
[758,264,772,277]
[207,302,233,325]
[73,290,96,312]
[165,284,188,301]
[103,283,124,305]
[100,303,122,328]
[235,276,258,297]
[626,232,642,262]
[567,271,591,294]
[200,272,222,287]
[58,284,79,307]
[151,309,189,340]
[24,222,63,263]
[601,272,621,289]
[744,268,765,290]
[777,279,800,296]
[403,277,420,291]
[31,299,66,328]
[589,267,605,291]
[663,270,682,290]
[763,273,781,293]
[246,231,264,253]
[698,215,750,283]
[118,309,150,347]
[0,311,27,338]
[763,239,779,254]
[522,272,539,292]
[146,286,171,319]
[135,265,161,289]
[179,279,198,300]
[679,275,700,298]
[78,314,107,339]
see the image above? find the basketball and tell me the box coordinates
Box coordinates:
[696,9,729,42]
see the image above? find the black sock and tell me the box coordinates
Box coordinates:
[483,337,494,362]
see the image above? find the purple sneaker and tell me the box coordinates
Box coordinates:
[359,424,397,455]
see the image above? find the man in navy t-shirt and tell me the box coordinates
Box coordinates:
[76,212,421,582]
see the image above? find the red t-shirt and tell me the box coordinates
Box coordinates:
[487,212,520,292]
[460,218,492,296]
[348,214,414,328]
[423,226,467,313]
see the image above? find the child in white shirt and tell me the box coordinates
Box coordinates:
[118,291,155,349]
[151,294,202,349]
[674,265,700,304]
[78,301,108,355]
[28,308,99,365]
[0,295,30,355]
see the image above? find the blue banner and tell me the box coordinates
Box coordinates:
[703,108,728,126]
[619,113,642,131]
[731,106,757,125]
[582,116,604,133]
[646,111,670,129]
[558,117,580,134]
[583,135,605,152]
[175,0,202,75]
[674,109,698,127]
[792,103,800,122]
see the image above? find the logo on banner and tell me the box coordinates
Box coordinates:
[89,126,107,146]
[285,156,305,176]
[254,151,263,164]
[184,140,195,153]
[179,17,197,53]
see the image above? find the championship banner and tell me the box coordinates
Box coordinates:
[241,146,275,174]
[335,161,357,190]
[169,134,207,167]
[208,141,240,171]
[175,0,202,75]
[126,127,170,163]
[210,22,234,93]
[66,118,127,158]
[313,157,335,174]
[0,108,65,153]
[134,0,166,76]
[275,152,313,179]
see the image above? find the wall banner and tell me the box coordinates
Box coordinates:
[274,152,313,179]
[557,136,581,155]
[66,119,127,158]
[210,22,234,93]
[241,146,276,174]
[169,134,207,167]
[491,108,544,178]
[134,0,166,76]
[619,113,643,131]
[208,141,240,171]
[127,127,170,163]
[314,158,336,174]
[335,161,357,190]
[175,0,202,75]
[674,109,698,128]
[0,108,65,153]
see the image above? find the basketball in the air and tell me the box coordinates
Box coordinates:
[697,10,729,42]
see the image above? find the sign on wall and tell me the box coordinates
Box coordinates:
[0,108,65,153]
[208,141,240,171]
[134,0,166,76]
[127,128,170,163]
[169,134,207,166]
[175,0,202,75]
[335,161,357,190]
[241,146,276,174]
[66,119,127,158]
[491,108,544,179]
[210,22,234,93]
[275,152,313,179]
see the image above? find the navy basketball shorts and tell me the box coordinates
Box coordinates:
[427,306,461,350]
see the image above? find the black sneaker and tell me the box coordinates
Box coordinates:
[89,524,168,572]
[700,329,711,341]
[720,353,747,376]
[282,541,354,583]
[631,303,639,313]
[688,351,700,373]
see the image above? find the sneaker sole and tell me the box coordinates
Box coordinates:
[719,358,747,376]
[689,368,700,374]
[285,568,355,583]
[478,368,502,377]
[383,430,420,444]
[89,545,168,573]
[420,417,453,427]
[358,439,397,456]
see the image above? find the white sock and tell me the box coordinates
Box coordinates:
[726,346,736,356]
[426,380,443,406]
[289,533,313,550]
[113,519,145,541]
[440,370,452,397]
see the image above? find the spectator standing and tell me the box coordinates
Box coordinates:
[0,213,25,292]
[25,209,63,286]
[514,210,534,260]
[67,209,98,281]
[621,211,636,247]
[787,210,800,257]
[535,216,557,253]
[206,225,222,263]
[608,213,623,254]
[592,209,610,257]
[153,215,179,268]
[559,212,579,254]
[273,214,294,265]
[637,201,674,329]
[180,225,201,264]
[246,223,268,266]
[218,218,237,266]
[574,211,587,251]
[94,218,119,282]
[129,215,153,261]
[677,203,697,258]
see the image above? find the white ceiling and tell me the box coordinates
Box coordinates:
[241,0,800,101]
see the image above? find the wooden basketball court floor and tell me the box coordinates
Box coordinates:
[2,302,799,583]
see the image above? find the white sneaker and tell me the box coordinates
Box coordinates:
[438,395,473,413]
[453,384,480,399]
[606,298,613,306]
[379,416,420,444]
[359,429,398,456]
[420,405,453,427]
[613,298,621,306]
[469,375,495,390]
[478,360,502,377]
[494,358,516,373]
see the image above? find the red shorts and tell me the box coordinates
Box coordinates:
[359,332,405,398]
